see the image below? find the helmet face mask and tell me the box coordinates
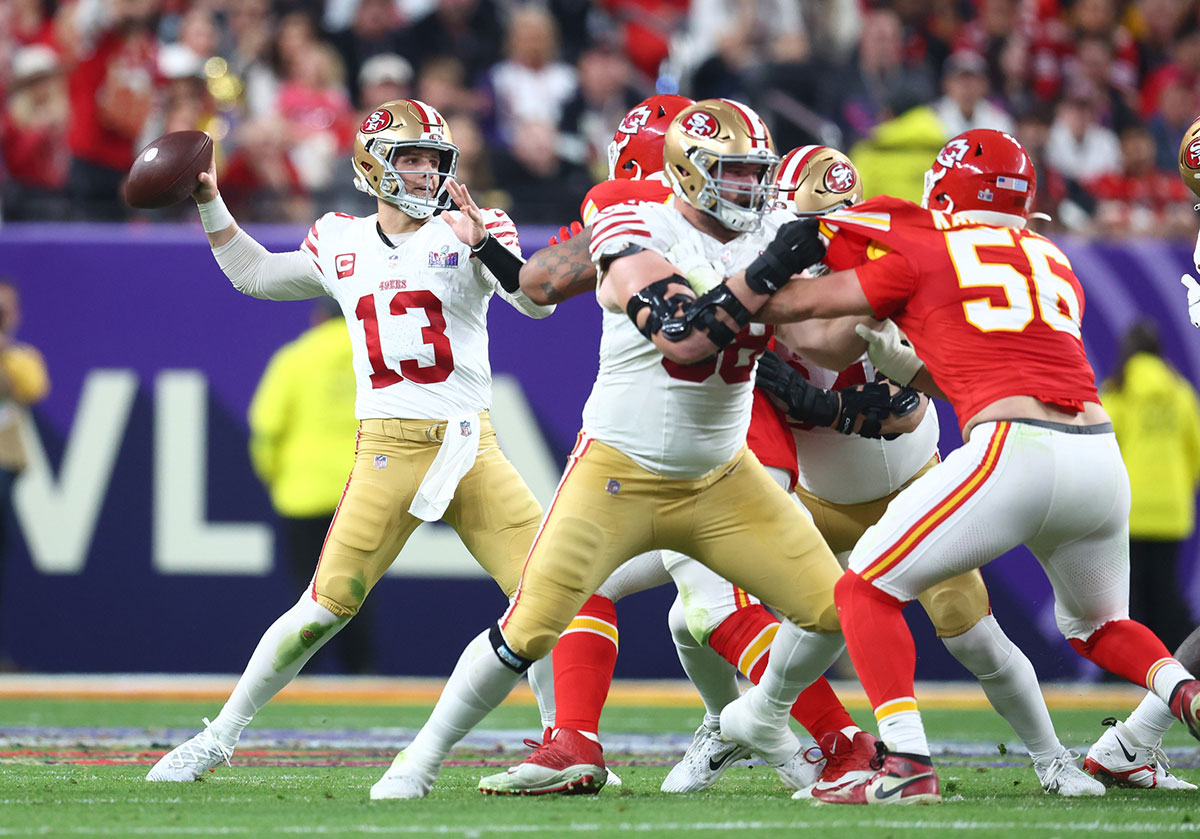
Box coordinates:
[775,145,861,216]
[353,100,460,219]
[664,99,780,233]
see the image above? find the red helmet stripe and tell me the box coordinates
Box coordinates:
[778,145,823,188]
[719,99,771,151]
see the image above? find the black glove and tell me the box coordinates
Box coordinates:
[834,381,922,439]
[744,218,826,295]
[755,350,838,428]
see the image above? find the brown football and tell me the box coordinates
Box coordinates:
[1178,116,1200,198]
[123,131,213,209]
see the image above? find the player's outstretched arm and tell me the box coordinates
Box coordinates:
[191,164,326,301]
[520,232,596,305]
[757,267,873,323]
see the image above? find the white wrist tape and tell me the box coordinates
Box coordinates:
[198,194,235,233]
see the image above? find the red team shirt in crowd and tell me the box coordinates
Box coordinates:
[821,196,1100,430]
[580,175,805,488]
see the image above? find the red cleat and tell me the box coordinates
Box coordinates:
[794,729,882,799]
[1169,679,1200,742]
[478,728,608,795]
[813,749,941,806]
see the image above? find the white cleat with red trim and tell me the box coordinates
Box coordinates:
[1084,719,1197,790]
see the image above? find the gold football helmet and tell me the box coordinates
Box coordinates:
[663,98,779,233]
[775,145,861,215]
[1179,116,1200,201]
[352,99,458,218]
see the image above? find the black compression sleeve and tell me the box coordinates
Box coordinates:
[473,234,524,293]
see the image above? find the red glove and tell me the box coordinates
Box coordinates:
[548,220,584,246]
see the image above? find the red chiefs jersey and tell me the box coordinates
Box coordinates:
[580,176,672,224]
[822,196,1099,431]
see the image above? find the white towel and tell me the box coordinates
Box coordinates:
[408,413,482,522]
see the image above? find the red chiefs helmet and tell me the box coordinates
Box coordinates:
[921,129,1037,219]
[607,94,695,180]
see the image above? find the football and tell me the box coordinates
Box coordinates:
[123,130,214,209]
[1178,116,1200,198]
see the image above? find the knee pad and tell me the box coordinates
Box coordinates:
[920,574,990,639]
[312,570,368,619]
[489,623,535,674]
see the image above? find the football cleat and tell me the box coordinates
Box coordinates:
[1034,747,1105,796]
[1083,718,1197,790]
[793,728,880,800]
[813,747,940,806]
[1169,679,1200,742]
[719,689,801,766]
[772,740,824,791]
[145,717,233,782]
[370,748,439,799]
[478,728,607,795]
[661,722,752,793]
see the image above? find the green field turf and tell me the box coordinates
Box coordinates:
[4,696,1200,839]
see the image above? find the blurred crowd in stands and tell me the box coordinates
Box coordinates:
[2,0,1199,235]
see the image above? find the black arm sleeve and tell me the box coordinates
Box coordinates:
[473,233,524,293]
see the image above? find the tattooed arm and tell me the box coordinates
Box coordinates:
[518,229,597,305]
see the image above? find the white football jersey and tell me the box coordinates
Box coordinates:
[583,201,790,478]
[299,210,551,420]
[772,342,940,504]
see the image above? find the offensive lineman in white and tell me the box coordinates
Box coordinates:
[146,100,557,782]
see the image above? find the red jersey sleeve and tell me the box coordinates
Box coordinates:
[853,251,920,320]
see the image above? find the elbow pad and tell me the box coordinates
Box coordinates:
[472,233,524,293]
[626,276,694,341]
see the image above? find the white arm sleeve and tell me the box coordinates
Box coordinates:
[212,229,328,301]
[494,285,556,319]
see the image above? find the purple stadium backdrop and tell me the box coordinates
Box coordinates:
[5,222,1200,681]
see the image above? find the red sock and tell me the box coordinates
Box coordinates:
[835,571,914,709]
[708,604,855,739]
[1068,619,1173,686]
[553,594,619,733]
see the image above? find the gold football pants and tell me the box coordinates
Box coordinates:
[500,436,843,660]
[794,455,990,638]
[311,414,543,617]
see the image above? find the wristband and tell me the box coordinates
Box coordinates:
[198,194,235,234]
[471,232,491,253]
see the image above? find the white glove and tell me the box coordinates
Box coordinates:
[1182,274,1200,329]
[854,320,924,385]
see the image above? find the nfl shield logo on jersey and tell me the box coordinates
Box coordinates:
[605,478,621,495]
[460,420,472,437]
[373,455,388,469]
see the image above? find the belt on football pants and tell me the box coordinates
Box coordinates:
[359,413,493,444]
[1009,418,1113,435]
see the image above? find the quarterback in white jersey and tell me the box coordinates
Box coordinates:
[369,99,855,800]
[147,100,557,784]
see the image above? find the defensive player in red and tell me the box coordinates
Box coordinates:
[742,128,1200,805]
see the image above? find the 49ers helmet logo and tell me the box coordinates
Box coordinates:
[361,109,393,134]
[824,161,857,193]
[1186,138,1200,170]
[681,111,720,138]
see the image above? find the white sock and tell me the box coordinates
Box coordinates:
[1124,691,1178,747]
[403,629,524,773]
[1148,659,1194,705]
[667,595,739,730]
[941,615,1060,763]
[209,595,344,748]
[755,621,845,725]
[527,654,556,730]
[875,705,929,756]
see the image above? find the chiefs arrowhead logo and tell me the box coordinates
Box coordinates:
[619,105,652,135]
[824,162,857,193]
[681,111,720,139]
[361,109,393,134]
[1185,137,1200,170]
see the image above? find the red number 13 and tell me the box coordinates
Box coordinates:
[355,290,456,388]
